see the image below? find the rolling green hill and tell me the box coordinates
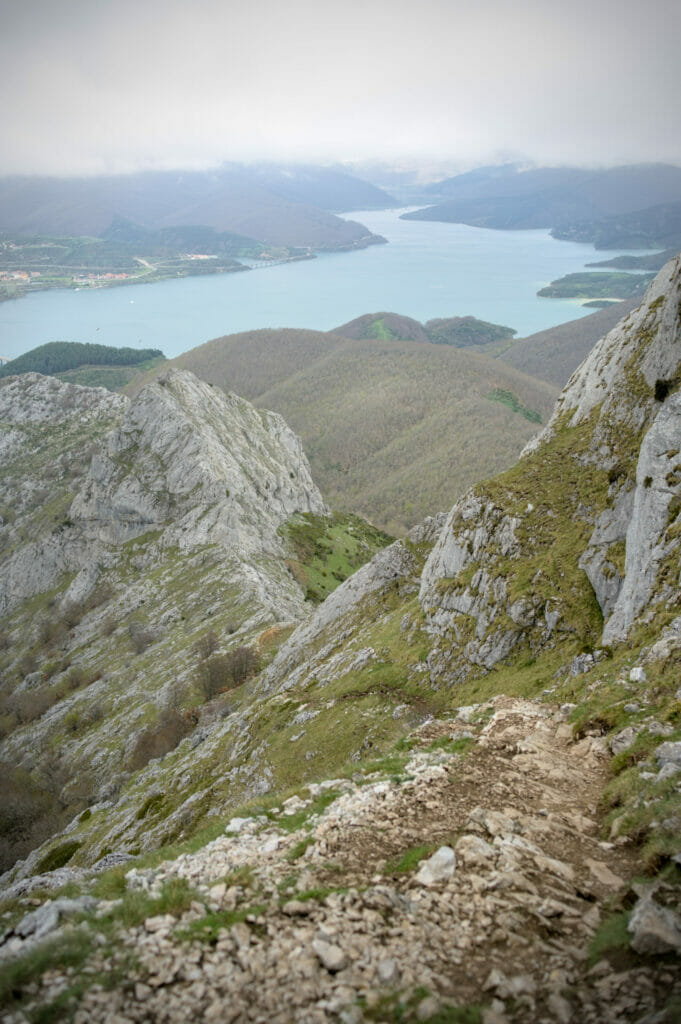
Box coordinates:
[332,312,516,348]
[129,328,558,533]
[537,271,654,300]
[0,341,166,381]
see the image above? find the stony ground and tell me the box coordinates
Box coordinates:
[5,696,679,1024]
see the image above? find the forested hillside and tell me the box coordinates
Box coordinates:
[130,328,557,533]
[404,163,681,245]
[0,342,164,379]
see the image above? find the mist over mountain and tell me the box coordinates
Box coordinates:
[0,165,393,250]
[404,163,681,244]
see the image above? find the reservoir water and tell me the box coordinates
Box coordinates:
[0,209,647,361]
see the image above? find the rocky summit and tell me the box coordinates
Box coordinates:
[1,259,681,1022]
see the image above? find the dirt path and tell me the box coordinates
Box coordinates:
[22,699,681,1023]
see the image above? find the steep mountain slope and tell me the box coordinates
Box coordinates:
[419,256,681,684]
[2,263,681,1021]
[132,329,558,533]
[499,299,639,385]
[0,370,391,871]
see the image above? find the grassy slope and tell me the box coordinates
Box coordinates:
[0,507,392,872]
[128,329,558,534]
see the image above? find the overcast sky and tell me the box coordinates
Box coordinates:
[2,0,680,176]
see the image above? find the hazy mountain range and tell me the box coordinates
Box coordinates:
[0,164,395,250]
[403,162,681,249]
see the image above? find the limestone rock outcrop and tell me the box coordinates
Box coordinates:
[0,368,327,615]
[418,255,681,683]
[71,368,327,555]
[0,373,127,615]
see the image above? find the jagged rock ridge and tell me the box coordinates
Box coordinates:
[1,367,326,616]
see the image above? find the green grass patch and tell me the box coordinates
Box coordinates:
[362,989,483,1023]
[136,792,165,820]
[91,864,129,900]
[294,886,347,903]
[88,876,199,931]
[282,511,393,604]
[385,842,439,874]
[426,736,475,756]
[368,317,397,341]
[34,840,81,874]
[175,903,266,945]
[0,928,92,1016]
[287,836,315,862]
[486,388,542,423]
[277,789,342,833]
[589,911,631,964]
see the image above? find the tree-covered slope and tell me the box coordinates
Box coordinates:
[332,312,516,348]
[499,299,638,385]
[0,342,165,379]
[133,328,558,533]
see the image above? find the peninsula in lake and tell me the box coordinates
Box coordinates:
[0,164,392,301]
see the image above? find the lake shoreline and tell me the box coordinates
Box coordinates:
[0,210,654,362]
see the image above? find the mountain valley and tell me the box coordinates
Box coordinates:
[0,257,680,1021]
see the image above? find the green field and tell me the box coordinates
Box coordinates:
[538,271,654,300]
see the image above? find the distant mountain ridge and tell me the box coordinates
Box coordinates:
[0,164,394,251]
[403,163,681,246]
[552,199,681,251]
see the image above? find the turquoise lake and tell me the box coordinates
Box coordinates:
[0,209,646,361]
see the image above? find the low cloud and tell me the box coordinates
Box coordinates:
[2,0,680,176]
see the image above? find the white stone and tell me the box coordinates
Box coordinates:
[225,817,255,834]
[656,741,681,767]
[628,896,681,954]
[312,938,348,972]
[414,846,456,886]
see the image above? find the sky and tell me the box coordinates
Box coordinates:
[2,0,680,177]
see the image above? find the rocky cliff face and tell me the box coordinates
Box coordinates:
[0,368,326,617]
[0,369,345,877]
[418,255,681,684]
[0,373,127,615]
[71,368,326,555]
